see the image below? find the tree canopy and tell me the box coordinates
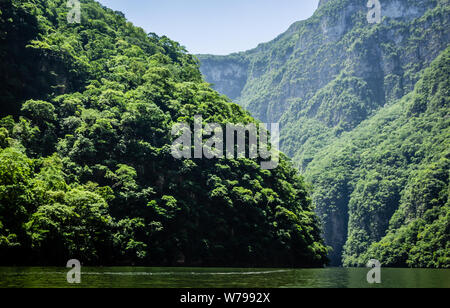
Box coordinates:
[0,0,328,267]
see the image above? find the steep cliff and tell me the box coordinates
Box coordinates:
[195,54,249,101]
[198,0,450,266]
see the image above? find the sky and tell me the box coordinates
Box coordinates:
[96,0,320,55]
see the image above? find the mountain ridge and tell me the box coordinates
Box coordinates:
[197,0,450,266]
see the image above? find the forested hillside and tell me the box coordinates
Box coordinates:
[307,48,449,267]
[198,0,449,267]
[0,0,329,267]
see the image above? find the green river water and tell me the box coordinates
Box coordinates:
[0,267,448,288]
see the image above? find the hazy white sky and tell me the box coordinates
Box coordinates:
[97,0,320,55]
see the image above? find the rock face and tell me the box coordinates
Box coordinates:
[198,0,450,265]
[196,55,249,100]
[199,0,443,124]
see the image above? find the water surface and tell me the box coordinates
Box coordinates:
[0,267,448,288]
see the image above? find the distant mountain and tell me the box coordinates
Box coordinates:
[197,0,449,267]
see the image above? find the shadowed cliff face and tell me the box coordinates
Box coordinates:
[197,0,449,266]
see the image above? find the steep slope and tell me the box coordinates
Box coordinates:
[307,47,449,267]
[0,0,328,267]
[198,0,450,266]
[198,0,449,168]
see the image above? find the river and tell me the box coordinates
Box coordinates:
[0,267,448,288]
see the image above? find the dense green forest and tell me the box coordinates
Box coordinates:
[0,0,329,267]
[199,0,449,267]
[307,48,449,268]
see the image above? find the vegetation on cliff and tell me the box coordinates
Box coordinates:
[198,0,449,267]
[307,48,449,268]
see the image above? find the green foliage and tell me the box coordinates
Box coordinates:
[0,0,328,267]
[199,0,449,268]
[362,156,450,268]
[307,48,450,268]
